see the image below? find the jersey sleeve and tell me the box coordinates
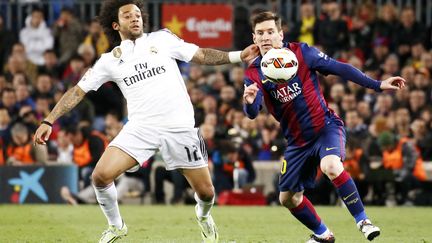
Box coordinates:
[243,77,263,119]
[300,43,335,75]
[77,56,111,92]
[301,43,381,92]
[160,29,199,62]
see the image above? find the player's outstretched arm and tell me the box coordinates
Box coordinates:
[34,85,86,145]
[380,76,406,91]
[191,44,259,65]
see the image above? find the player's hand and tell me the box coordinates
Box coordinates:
[241,44,260,64]
[34,124,52,145]
[380,76,406,90]
[243,83,259,104]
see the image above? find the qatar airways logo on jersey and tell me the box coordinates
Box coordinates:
[270,82,302,103]
[123,62,166,86]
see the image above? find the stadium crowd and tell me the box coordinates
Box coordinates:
[0,1,432,206]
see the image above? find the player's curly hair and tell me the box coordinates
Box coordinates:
[99,0,148,47]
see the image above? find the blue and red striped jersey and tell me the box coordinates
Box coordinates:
[243,42,381,147]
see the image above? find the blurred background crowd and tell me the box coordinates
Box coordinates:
[1,0,432,206]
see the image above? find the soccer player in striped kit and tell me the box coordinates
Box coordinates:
[243,11,406,242]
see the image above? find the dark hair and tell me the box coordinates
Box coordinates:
[99,0,148,46]
[250,11,281,31]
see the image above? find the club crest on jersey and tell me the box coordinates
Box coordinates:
[113,47,122,58]
[150,46,158,54]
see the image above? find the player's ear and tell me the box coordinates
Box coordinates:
[279,29,284,40]
[112,22,119,31]
[252,33,257,44]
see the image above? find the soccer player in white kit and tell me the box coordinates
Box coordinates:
[33,1,259,242]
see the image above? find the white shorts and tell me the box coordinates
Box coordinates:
[109,122,208,171]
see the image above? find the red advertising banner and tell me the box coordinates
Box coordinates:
[162,4,233,49]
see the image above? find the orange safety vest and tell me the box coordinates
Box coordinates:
[382,137,427,181]
[7,143,35,164]
[344,148,363,179]
[73,131,108,167]
[223,161,245,175]
[0,139,5,165]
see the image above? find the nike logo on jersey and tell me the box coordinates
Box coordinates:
[325,147,338,151]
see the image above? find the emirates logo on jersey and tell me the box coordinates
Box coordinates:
[122,62,166,86]
[270,82,302,103]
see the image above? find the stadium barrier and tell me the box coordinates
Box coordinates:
[0,164,78,204]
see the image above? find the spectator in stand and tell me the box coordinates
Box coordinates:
[0,107,12,145]
[381,54,400,76]
[153,164,188,204]
[411,119,432,161]
[316,0,349,57]
[356,101,372,125]
[394,107,412,137]
[32,73,55,99]
[66,124,107,188]
[15,83,35,110]
[365,37,390,71]
[5,43,38,83]
[373,3,397,49]
[18,105,38,133]
[61,55,86,88]
[19,8,54,66]
[77,43,97,68]
[212,140,255,194]
[52,7,84,64]
[290,2,319,46]
[409,89,427,119]
[38,49,64,81]
[345,110,368,141]
[229,65,246,97]
[54,129,73,164]
[377,131,427,205]
[394,6,427,64]
[83,18,110,58]
[344,138,370,202]
[373,93,393,117]
[350,2,376,59]
[1,88,19,119]
[6,122,48,165]
[0,14,17,68]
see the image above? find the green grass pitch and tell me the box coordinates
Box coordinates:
[0,205,431,243]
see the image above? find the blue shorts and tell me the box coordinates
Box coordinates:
[279,119,346,192]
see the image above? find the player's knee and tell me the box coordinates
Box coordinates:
[195,185,215,202]
[279,193,302,209]
[92,169,114,187]
[321,158,344,180]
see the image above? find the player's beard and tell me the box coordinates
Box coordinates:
[127,29,143,40]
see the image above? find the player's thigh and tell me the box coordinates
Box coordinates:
[317,119,346,161]
[159,128,208,170]
[280,148,316,192]
[93,146,138,185]
[182,167,214,199]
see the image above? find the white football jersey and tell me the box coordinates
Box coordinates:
[78,29,199,128]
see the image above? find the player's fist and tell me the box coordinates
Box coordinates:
[243,83,259,104]
[380,76,406,90]
[241,44,260,64]
[34,124,52,145]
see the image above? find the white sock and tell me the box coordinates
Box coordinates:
[194,192,214,220]
[93,183,123,229]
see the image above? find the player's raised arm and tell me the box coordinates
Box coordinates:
[34,85,86,145]
[191,44,259,65]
